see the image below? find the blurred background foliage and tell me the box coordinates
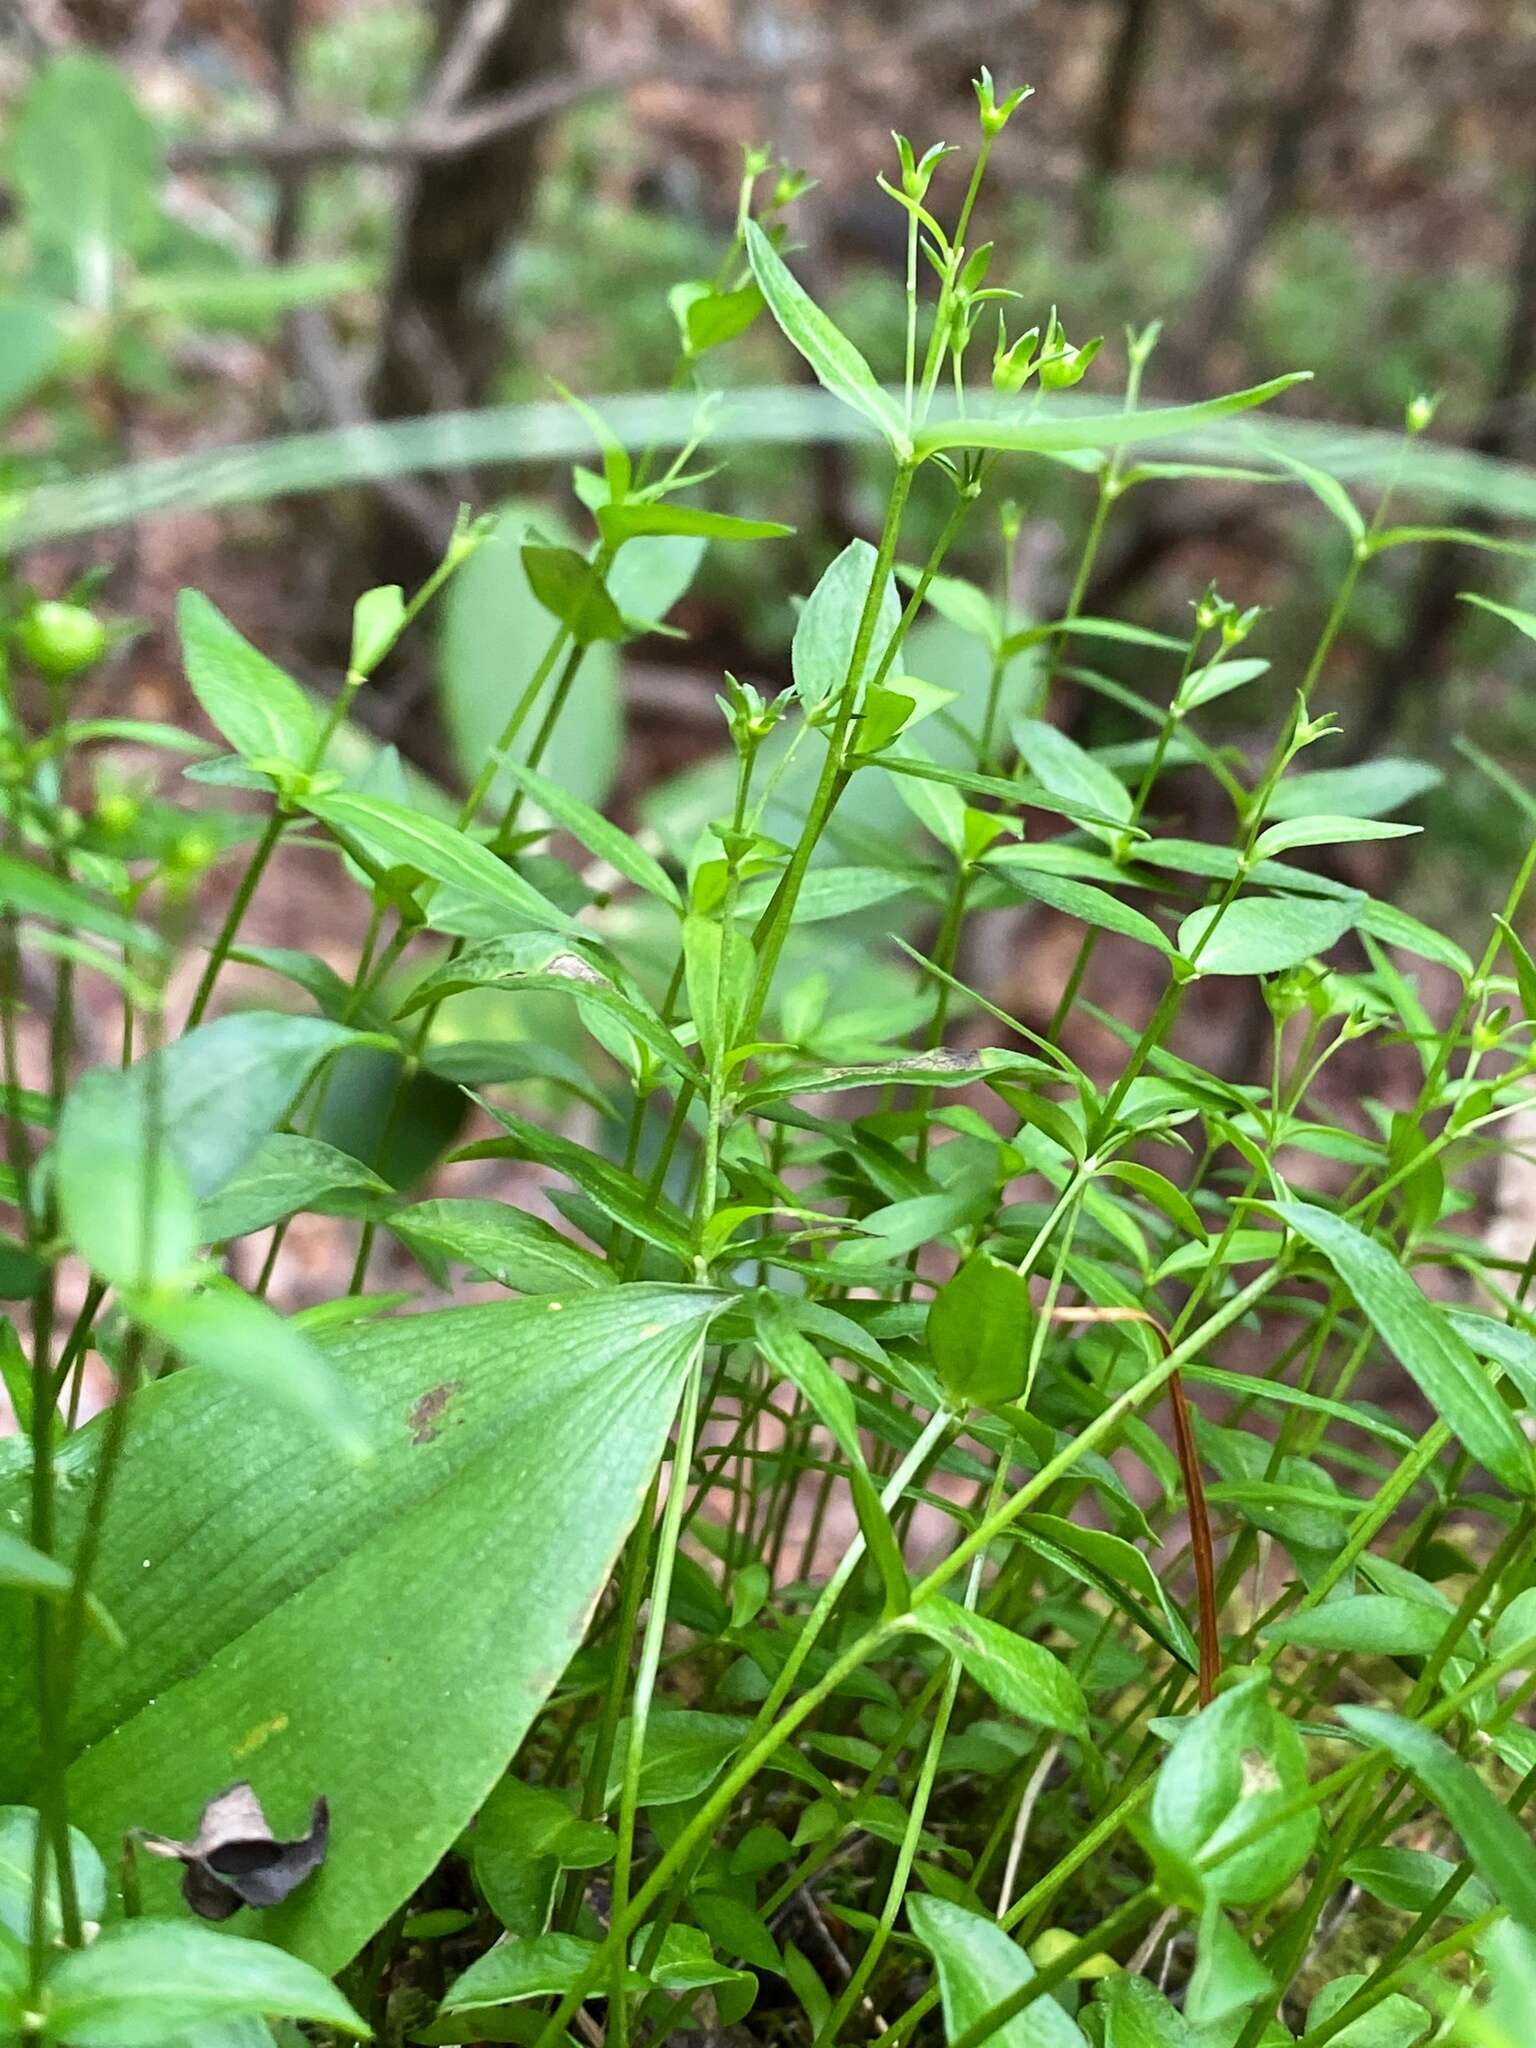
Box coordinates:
[1,0,1534,947]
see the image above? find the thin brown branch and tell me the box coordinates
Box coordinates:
[1166,1367,1219,1708]
[168,0,1034,173]
[1049,1304,1220,1706]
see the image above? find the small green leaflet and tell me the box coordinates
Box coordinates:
[745,220,911,458]
[793,539,902,708]
[1262,758,1440,822]
[595,501,792,545]
[520,543,625,643]
[989,862,1176,956]
[904,1597,1088,1735]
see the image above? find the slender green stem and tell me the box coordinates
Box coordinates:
[608,1344,705,2046]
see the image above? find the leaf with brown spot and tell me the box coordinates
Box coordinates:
[406,1380,462,1445]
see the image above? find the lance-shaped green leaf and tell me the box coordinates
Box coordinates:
[303,790,579,936]
[745,221,911,458]
[0,1287,723,1971]
[1262,758,1440,821]
[399,937,690,1080]
[987,860,1177,957]
[500,759,681,908]
[1270,1199,1532,1493]
[793,538,904,709]
[1462,592,1536,643]
[1336,1706,1536,1938]
[198,1134,390,1242]
[904,1598,1087,1736]
[755,1297,909,1616]
[1251,815,1420,860]
[913,374,1310,460]
[596,502,792,545]
[455,1110,693,1262]
[0,851,166,958]
[1178,894,1363,977]
[388,1198,611,1294]
[178,589,320,768]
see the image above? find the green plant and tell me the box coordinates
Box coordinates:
[5,78,1536,2048]
[0,51,373,501]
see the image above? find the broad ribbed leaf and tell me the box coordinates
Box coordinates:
[0,1288,722,1970]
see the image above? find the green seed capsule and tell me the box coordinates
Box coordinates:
[17,601,109,680]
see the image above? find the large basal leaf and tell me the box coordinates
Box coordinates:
[0,1287,722,1970]
[41,1918,367,2046]
[12,388,1536,552]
